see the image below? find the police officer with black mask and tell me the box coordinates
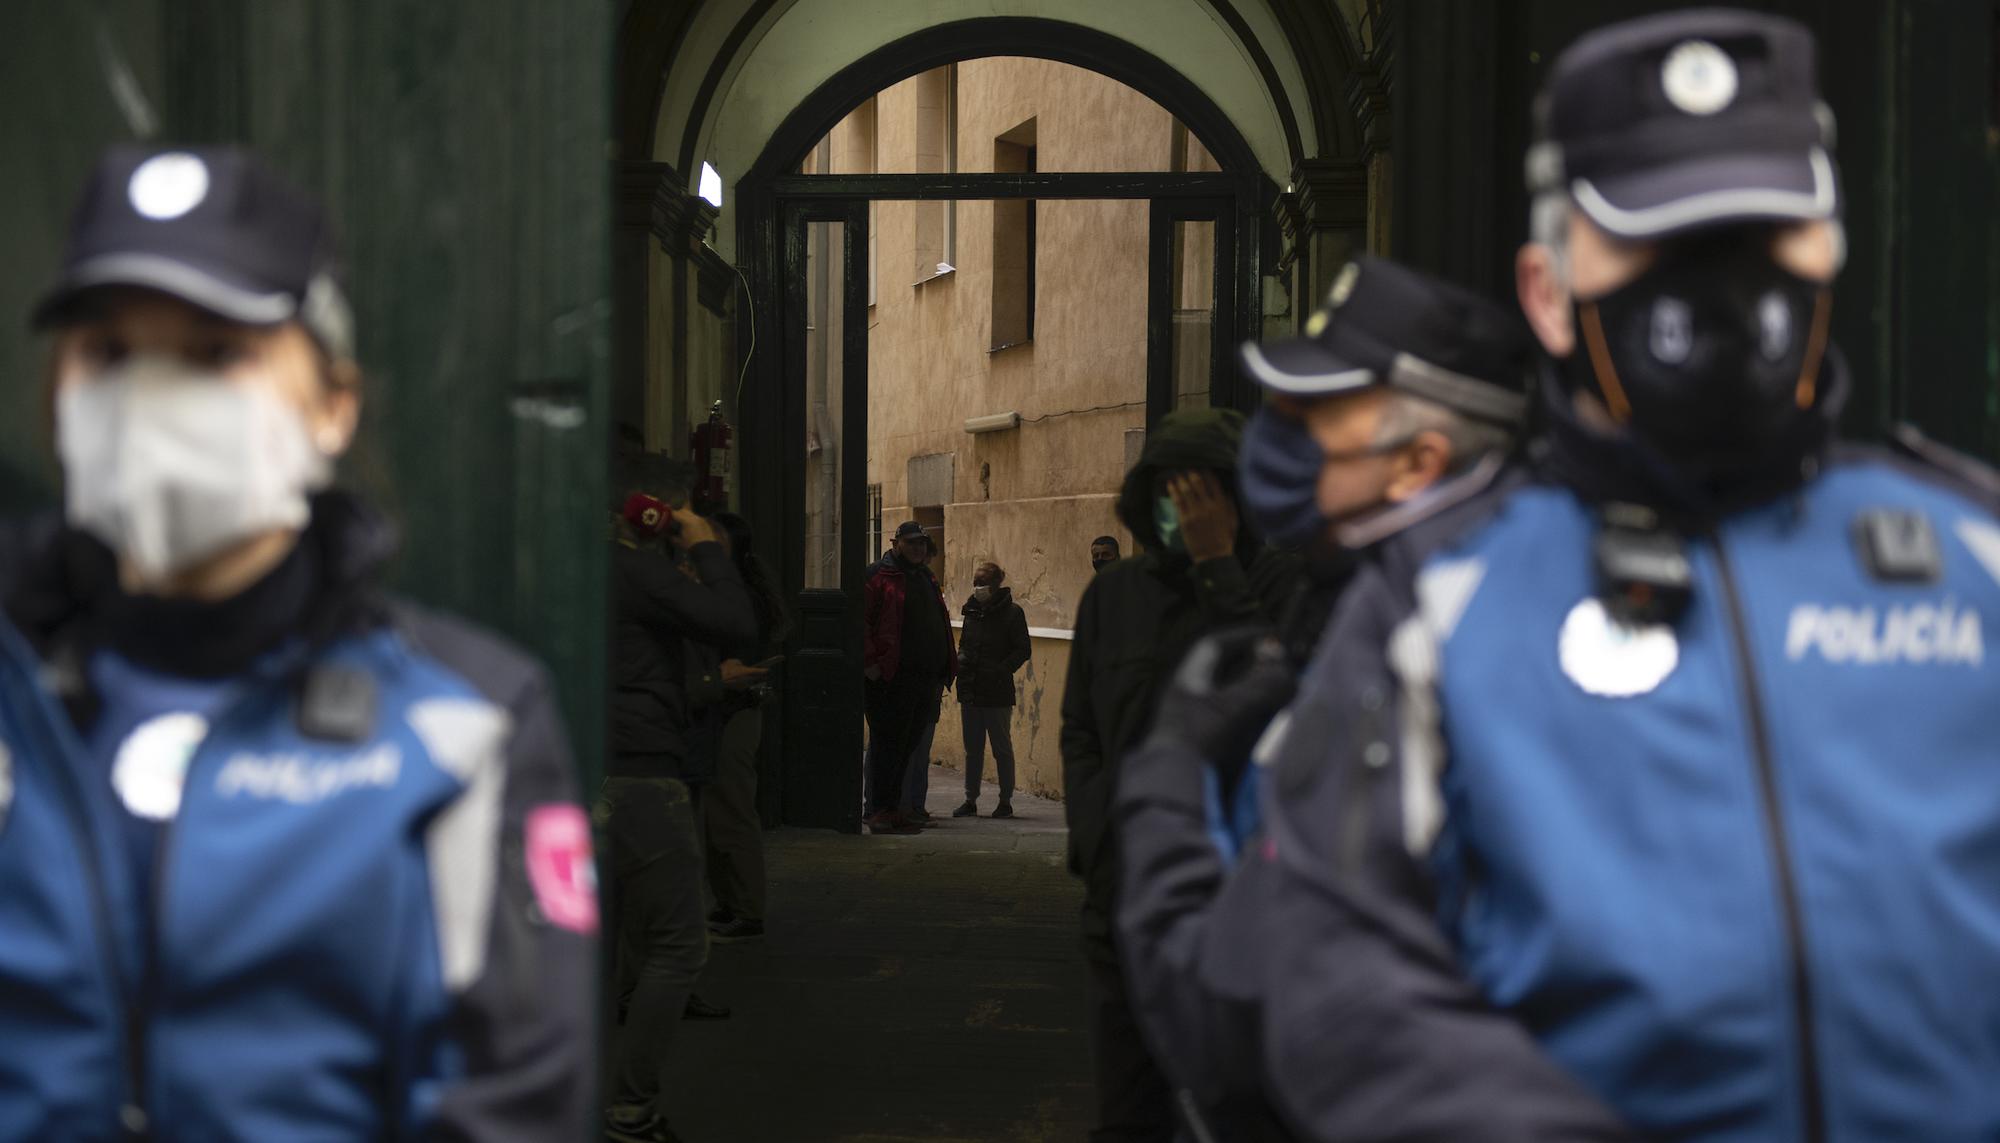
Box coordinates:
[1116,10,2000,1142]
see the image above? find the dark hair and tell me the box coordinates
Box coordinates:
[713,511,792,646]
[613,451,696,511]
[1091,535,1120,550]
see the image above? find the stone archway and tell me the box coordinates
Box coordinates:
[616,0,1383,450]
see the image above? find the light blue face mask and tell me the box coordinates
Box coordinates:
[1154,494,1185,553]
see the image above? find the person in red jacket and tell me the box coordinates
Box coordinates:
[861,521,956,833]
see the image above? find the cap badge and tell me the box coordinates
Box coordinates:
[129,152,211,221]
[1661,40,1737,116]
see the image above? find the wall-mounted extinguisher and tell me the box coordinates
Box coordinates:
[690,400,733,514]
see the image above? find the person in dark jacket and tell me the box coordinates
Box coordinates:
[1061,407,1299,1142]
[1091,535,1121,574]
[0,145,595,1140]
[1127,13,2000,1142]
[703,511,785,943]
[952,561,1031,819]
[605,452,757,1142]
[862,521,956,833]
[899,533,947,822]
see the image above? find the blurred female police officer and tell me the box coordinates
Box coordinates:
[0,146,596,1139]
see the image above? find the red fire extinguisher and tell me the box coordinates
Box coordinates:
[689,400,733,514]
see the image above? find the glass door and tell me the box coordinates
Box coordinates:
[1146,199,1238,425]
[780,200,870,831]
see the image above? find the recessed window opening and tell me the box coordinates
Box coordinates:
[913,65,958,283]
[990,117,1037,352]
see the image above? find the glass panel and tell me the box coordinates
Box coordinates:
[1172,218,1216,409]
[803,218,847,588]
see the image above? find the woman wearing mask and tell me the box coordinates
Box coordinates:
[951,562,1029,819]
[0,146,595,1139]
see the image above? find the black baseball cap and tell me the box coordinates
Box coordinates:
[31,145,354,357]
[1529,8,1838,240]
[894,521,928,542]
[1240,257,1532,426]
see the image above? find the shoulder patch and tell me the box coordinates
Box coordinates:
[525,804,598,935]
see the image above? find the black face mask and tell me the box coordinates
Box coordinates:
[1566,231,1831,483]
[1091,558,1114,573]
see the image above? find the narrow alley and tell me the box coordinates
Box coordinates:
[672,771,1092,1142]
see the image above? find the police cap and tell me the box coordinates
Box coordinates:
[1529,8,1838,240]
[1239,257,1532,427]
[32,146,353,358]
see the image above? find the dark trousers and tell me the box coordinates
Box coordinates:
[864,672,934,813]
[960,704,1017,802]
[703,708,767,923]
[599,776,708,1121]
[1082,897,1177,1143]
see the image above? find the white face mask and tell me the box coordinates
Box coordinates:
[973,585,994,602]
[58,355,332,583]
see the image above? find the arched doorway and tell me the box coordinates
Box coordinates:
[735,20,1279,830]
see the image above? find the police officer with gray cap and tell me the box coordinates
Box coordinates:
[1110,255,1538,1142]
[1118,9,2000,1142]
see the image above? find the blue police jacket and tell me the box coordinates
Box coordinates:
[0,495,596,1141]
[1117,424,2000,1141]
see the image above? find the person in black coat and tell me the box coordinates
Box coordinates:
[1062,407,1300,1142]
[952,561,1032,818]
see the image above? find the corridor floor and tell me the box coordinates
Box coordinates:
[670,767,1095,1142]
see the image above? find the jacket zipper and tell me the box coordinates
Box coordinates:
[1710,538,1826,1143]
[14,672,151,1137]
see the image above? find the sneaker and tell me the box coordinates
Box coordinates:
[952,800,978,817]
[991,801,1014,819]
[864,810,920,835]
[682,993,732,1020]
[710,917,765,943]
[707,908,733,927]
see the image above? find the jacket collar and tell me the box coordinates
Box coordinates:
[962,585,1013,615]
[3,490,397,678]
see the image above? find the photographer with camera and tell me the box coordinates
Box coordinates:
[604,453,758,1143]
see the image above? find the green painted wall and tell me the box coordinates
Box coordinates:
[0,1,612,776]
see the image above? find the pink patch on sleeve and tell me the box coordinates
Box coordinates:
[525,803,599,935]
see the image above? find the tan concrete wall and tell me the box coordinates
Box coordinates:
[818,59,1220,800]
